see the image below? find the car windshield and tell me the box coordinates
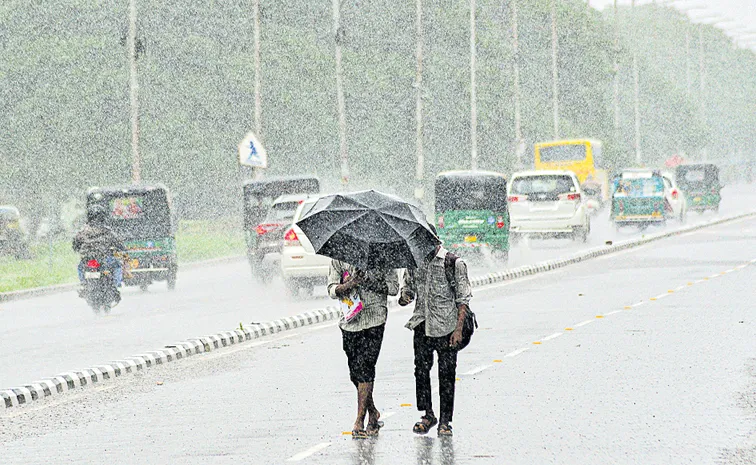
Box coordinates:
[264,201,300,223]
[510,175,575,195]
[677,166,718,188]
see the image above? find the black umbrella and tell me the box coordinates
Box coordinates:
[296,190,440,269]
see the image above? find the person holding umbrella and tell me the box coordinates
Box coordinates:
[399,239,472,437]
[328,261,398,438]
[296,190,442,438]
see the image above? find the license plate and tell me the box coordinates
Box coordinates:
[693,197,702,202]
[84,272,101,279]
[464,235,478,243]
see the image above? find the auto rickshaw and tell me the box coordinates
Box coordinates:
[86,184,177,290]
[435,171,510,263]
[242,176,320,276]
[675,163,721,213]
[0,206,31,259]
[610,170,667,230]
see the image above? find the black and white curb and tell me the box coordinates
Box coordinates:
[2,307,341,409]
[3,211,754,410]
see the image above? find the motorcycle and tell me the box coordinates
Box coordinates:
[78,254,124,313]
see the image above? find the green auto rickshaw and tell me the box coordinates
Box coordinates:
[86,184,177,290]
[610,170,667,230]
[435,171,510,263]
[675,163,721,214]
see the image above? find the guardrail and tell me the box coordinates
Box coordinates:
[3,210,754,410]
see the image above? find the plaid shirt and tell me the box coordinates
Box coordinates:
[327,260,399,332]
[402,247,472,337]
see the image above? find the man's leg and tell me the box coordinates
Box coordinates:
[354,381,372,432]
[414,324,436,431]
[437,346,459,425]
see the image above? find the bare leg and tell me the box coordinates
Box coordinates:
[353,381,373,431]
[367,390,381,426]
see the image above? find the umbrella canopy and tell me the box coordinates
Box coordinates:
[296,190,440,270]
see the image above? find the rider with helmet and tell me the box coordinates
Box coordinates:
[73,205,126,301]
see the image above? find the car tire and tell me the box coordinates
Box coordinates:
[284,278,300,297]
[492,249,509,267]
[509,233,520,246]
[167,267,177,290]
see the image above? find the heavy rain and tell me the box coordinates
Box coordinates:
[1,0,755,463]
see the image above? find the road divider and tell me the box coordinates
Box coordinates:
[3,210,755,410]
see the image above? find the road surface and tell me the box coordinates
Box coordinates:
[1,207,754,464]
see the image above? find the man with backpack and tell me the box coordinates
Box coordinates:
[399,243,473,437]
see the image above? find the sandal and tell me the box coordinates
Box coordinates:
[366,420,384,436]
[351,429,369,439]
[437,423,453,436]
[412,414,438,435]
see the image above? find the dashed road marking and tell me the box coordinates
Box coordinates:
[400,403,412,407]
[462,365,492,376]
[595,315,604,318]
[287,442,332,462]
[565,327,574,331]
[505,348,528,357]
[542,333,562,341]
[574,320,594,328]
[532,341,542,345]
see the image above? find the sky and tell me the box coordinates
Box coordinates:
[589,0,756,47]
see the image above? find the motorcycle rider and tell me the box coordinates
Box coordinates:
[72,205,126,303]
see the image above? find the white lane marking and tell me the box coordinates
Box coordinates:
[462,365,492,376]
[505,348,529,358]
[708,274,720,279]
[694,279,705,284]
[541,332,562,341]
[605,310,621,316]
[631,301,646,307]
[652,293,669,300]
[287,443,332,462]
[574,320,594,328]
[674,285,686,291]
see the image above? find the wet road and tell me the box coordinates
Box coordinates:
[1,210,754,464]
[1,186,755,389]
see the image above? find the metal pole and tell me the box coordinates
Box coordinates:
[128,0,140,183]
[632,0,641,165]
[253,0,262,139]
[470,0,478,170]
[333,0,349,185]
[612,0,620,142]
[512,0,525,168]
[698,25,707,161]
[550,0,559,140]
[414,0,424,202]
[685,27,691,99]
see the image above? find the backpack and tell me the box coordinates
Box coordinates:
[443,252,478,351]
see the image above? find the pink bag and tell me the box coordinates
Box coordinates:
[339,271,364,322]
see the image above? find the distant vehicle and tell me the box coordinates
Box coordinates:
[251,194,309,283]
[534,139,610,203]
[675,163,721,214]
[242,176,320,277]
[78,255,122,313]
[660,171,688,223]
[86,184,177,290]
[0,206,31,259]
[434,170,510,263]
[610,170,669,230]
[280,196,331,296]
[508,170,590,242]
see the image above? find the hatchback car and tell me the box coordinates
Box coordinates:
[280,196,331,296]
[508,170,590,242]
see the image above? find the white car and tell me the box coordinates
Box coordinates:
[508,170,590,242]
[661,171,688,222]
[280,196,331,296]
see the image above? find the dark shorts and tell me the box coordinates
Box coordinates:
[341,324,385,386]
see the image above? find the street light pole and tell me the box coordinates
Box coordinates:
[333,0,349,186]
[698,24,706,161]
[414,0,424,202]
[612,0,620,142]
[128,0,141,183]
[632,0,641,165]
[512,0,525,167]
[253,0,262,139]
[470,0,478,170]
[550,0,560,140]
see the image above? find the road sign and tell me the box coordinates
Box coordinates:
[238,132,268,168]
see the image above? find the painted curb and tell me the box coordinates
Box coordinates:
[2,211,754,410]
[0,255,246,303]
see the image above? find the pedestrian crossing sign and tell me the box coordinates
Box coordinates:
[238,132,268,168]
